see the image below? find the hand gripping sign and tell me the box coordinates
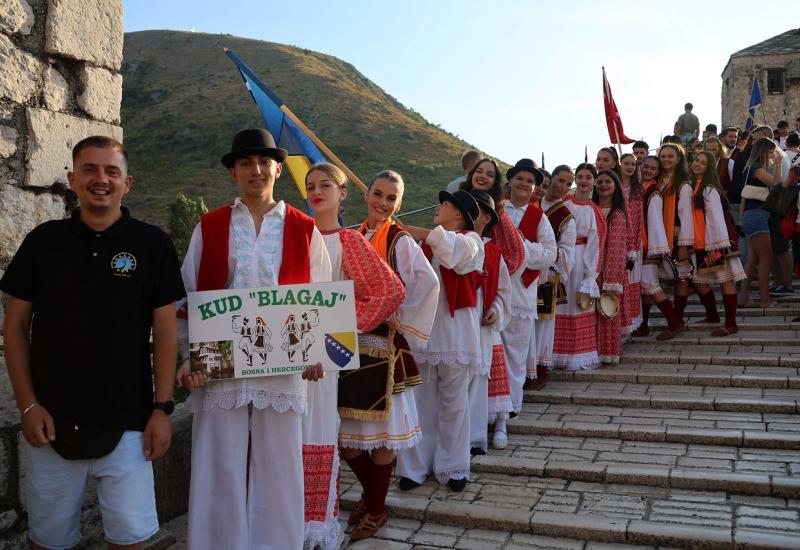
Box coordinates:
[188,281,359,380]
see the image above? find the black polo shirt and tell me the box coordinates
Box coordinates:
[0,208,185,432]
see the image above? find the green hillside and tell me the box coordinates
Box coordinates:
[121,30,491,228]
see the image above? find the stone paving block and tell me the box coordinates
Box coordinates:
[733,461,788,475]
[425,500,530,532]
[627,520,732,548]
[771,476,800,499]
[581,439,623,452]
[638,372,690,385]
[372,517,422,542]
[733,529,800,549]
[735,515,800,533]
[505,533,584,550]
[547,450,599,462]
[561,422,621,438]
[471,455,545,477]
[349,539,411,549]
[605,464,671,487]
[384,495,431,521]
[545,461,607,483]
[716,421,766,431]
[573,393,652,408]
[669,469,771,495]
[529,511,628,543]
[598,452,675,467]
[731,374,789,388]
[650,396,715,410]
[714,398,797,413]
[618,425,667,442]
[663,418,716,429]
[665,427,743,446]
[743,431,800,449]
[509,420,565,436]
[687,373,733,386]
[735,506,799,520]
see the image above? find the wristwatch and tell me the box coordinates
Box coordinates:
[153,401,175,415]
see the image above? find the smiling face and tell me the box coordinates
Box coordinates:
[546,170,573,201]
[595,174,616,199]
[67,146,132,213]
[509,170,536,204]
[620,156,637,178]
[641,158,660,181]
[658,146,678,173]
[470,160,497,191]
[690,153,708,178]
[595,150,615,171]
[574,168,595,194]
[305,169,345,218]
[229,154,282,200]
[365,177,403,226]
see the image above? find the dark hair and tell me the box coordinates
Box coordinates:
[539,169,552,181]
[658,143,690,196]
[575,162,597,179]
[721,126,738,138]
[619,153,643,199]
[746,137,777,167]
[633,140,649,150]
[461,150,481,170]
[787,132,800,148]
[685,102,693,111]
[72,135,128,164]
[705,124,718,133]
[778,120,789,129]
[592,169,627,222]
[475,201,497,237]
[663,135,682,145]
[551,164,572,178]
[460,158,504,211]
[692,151,724,210]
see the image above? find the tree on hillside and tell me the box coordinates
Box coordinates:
[167,193,208,261]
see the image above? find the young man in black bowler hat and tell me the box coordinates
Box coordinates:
[175,128,332,550]
[2,135,185,550]
[395,190,484,492]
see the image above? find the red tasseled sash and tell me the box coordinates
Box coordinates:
[197,203,313,291]
[482,241,501,316]
[421,231,483,317]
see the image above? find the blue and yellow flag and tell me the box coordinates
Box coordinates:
[745,78,762,131]
[226,49,325,212]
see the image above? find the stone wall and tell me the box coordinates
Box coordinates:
[1,0,130,545]
[721,54,800,129]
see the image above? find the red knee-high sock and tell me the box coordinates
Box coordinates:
[674,294,688,322]
[656,299,683,330]
[641,301,651,327]
[698,291,721,322]
[722,294,738,328]
[344,451,372,500]
[366,462,393,516]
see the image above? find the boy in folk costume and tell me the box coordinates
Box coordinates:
[397,190,485,492]
[534,165,576,385]
[502,159,558,411]
[466,191,512,453]
[176,129,332,550]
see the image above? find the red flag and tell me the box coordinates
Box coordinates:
[602,67,634,145]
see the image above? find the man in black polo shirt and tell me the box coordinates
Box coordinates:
[1,136,185,550]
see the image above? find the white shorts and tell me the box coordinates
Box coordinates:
[23,431,158,549]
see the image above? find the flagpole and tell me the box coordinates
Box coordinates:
[541,152,545,170]
[612,120,623,159]
[584,146,588,163]
[279,105,369,194]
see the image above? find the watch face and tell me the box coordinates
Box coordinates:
[155,401,175,414]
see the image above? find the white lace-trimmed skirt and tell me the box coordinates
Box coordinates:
[338,389,421,451]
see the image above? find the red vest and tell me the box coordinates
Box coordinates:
[197,203,314,291]
[544,201,574,241]
[482,241,501,316]
[518,203,544,288]
[422,231,483,317]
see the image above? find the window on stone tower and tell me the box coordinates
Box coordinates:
[766,69,785,95]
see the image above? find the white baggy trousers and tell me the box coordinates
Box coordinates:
[188,406,304,550]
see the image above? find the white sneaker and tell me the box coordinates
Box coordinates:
[492,430,508,450]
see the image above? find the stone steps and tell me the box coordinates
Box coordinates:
[648,305,800,318]
[646,318,800,331]
[550,367,800,388]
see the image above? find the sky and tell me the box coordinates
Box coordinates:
[124,0,784,168]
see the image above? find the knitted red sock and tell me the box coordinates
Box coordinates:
[722,293,738,328]
[674,294,688,322]
[344,451,372,500]
[656,299,683,330]
[641,302,651,326]
[698,291,721,322]
[366,462,393,516]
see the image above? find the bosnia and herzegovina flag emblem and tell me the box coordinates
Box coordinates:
[325,332,356,368]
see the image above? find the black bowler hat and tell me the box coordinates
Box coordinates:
[469,190,499,227]
[438,190,479,231]
[506,158,544,185]
[221,128,288,168]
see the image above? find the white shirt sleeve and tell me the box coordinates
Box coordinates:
[646,194,670,257]
[425,225,484,274]
[554,217,577,281]
[393,234,440,350]
[677,184,694,247]
[489,256,512,332]
[309,226,332,283]
[579,208,601,297]
[704,188,731,250]
[524,216,557,271]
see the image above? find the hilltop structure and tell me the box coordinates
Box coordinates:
[721,28,800,128]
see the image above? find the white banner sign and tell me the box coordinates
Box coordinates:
[188,281,359,380]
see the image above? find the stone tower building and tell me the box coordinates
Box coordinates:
[721,28,800,129]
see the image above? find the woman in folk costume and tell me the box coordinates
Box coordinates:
[688,152,746,336]
[534,165,577,383]
[177,129,332,550]
[596,146,622,178]
[551,163,605,370]
[494,159,557,413]
[632,155,662,337]
[620,153,644,334]
[344,170,439,540]
[666,143,697,323]
[640,149,686,341]
[465,191,513,453]
[592,170,628,365]
[397,190,485,493]
[302,163,406,545]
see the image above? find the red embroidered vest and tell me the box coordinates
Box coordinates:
[544,201,574,241]
[518,203,544,288]
[482,241,501,316]
[421,231,483,317]
[197,203,314,291]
